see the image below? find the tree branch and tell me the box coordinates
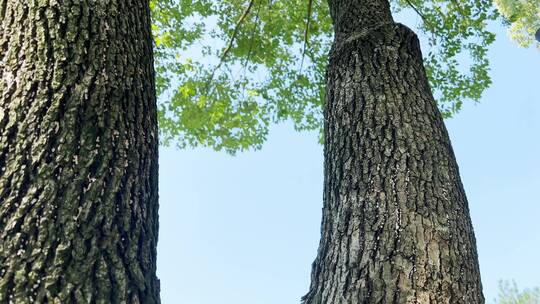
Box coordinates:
[205,0,256,92]
[300,0,314,72]
[404,0,427,25]
[240,0,263,99]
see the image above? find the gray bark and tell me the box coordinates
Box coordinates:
[303,1,484,303]
[0,1,160,303]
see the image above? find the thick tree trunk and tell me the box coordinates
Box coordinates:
[303,1,484,303]
[0,1,160,303]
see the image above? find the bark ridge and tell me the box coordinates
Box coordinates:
[303,20,484,304]
[0,1,160,302]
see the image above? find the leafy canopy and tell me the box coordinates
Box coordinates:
[150,0,533,153]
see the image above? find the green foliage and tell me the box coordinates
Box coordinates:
[394,0,497,116]
[494,280,540,304]
[152,0,330,153]
[151,0,499,153]
[494,0,540,48]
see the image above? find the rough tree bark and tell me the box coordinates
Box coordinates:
[0,1,160,303]
[303,1,484,303]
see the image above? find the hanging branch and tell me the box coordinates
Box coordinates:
[404,0,438,44]
[240,0,263,98]
[404,0,428,25]
[205,0,256,92]
[299,0,314,73]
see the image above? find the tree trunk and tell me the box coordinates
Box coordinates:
[0,1,160,303]
[303,1,484,303]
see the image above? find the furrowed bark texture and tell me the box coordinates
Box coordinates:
[303,1,484,303]
[0,1,159,303]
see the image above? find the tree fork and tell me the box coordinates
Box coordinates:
[303,0,484,303]
[0,1,160,302]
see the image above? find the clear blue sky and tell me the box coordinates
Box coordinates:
[156,13,540,304]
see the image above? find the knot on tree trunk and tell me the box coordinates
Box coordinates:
[329,23,423,68]
[328,0,394,41]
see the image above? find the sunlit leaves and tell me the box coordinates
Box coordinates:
[153,0,331,153]
[152,0,500,152]
[494,0,540,48]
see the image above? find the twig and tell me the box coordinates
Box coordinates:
[205,0,256,92]
[299,0,314,73]
[404,0,427,24]
[240,0,263,98]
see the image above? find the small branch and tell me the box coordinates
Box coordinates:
[404,0,438,44]
[205,0,256,92]
[404,0,427,24]
[240,0,263,98]
[300,0,314,72]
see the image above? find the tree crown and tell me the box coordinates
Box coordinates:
[151,0,538,153]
